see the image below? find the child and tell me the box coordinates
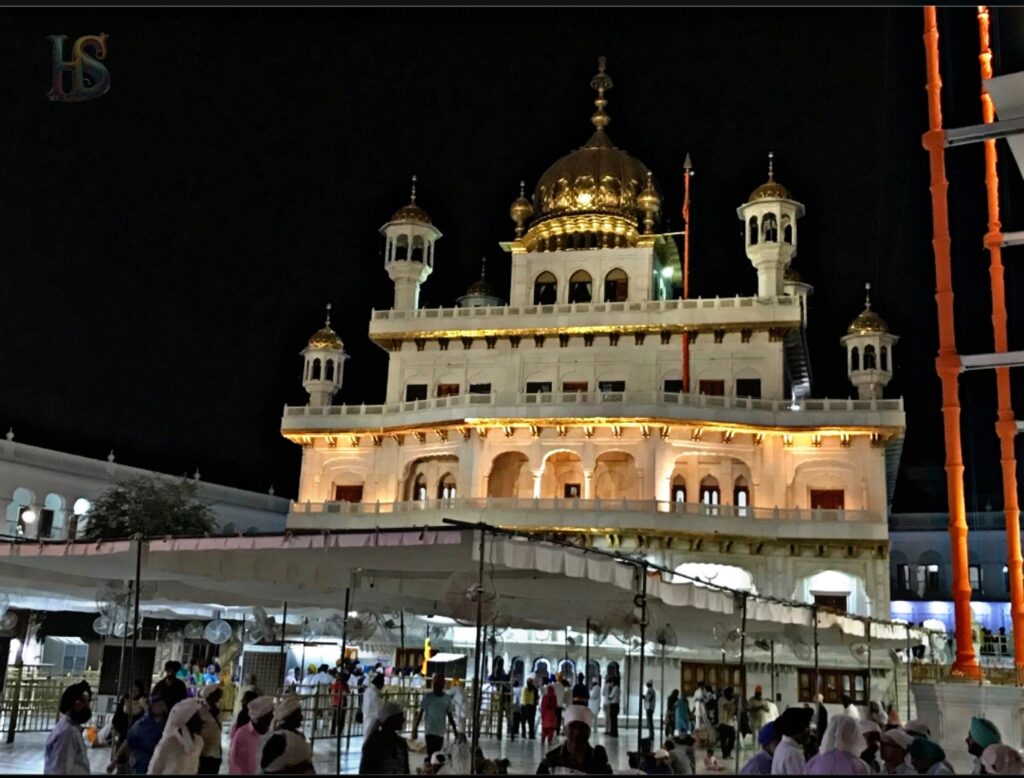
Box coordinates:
[540,684,558,747]
[703,747,725,771]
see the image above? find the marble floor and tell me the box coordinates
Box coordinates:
[0,729,758,774]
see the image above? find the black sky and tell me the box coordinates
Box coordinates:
[3,7,1024,512]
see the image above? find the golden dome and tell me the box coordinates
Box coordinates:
[307,304,343,350]
[847,308,889,335]
[308,326,343,349]
[521,58,658,251]
[389,174,432,225]
[847,284,888,335]
[748,151,793,202]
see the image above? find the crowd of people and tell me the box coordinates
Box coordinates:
[40,660,1024,776]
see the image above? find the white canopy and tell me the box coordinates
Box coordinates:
[0,530,923,653]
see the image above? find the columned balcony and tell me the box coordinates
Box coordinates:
[287,496,887,543]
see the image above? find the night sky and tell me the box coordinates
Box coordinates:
[4,7,1024,512]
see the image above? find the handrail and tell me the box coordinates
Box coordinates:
[370,295,794,321]
[290,496,883,524]
[283,391,904,418]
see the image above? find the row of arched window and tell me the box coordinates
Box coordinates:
[412,472,457,501]
[388,234,433,265]
[534,268,629,305]
[671,475,749,507]
[305,358,337,382]
[850,345,889,372]
[748,213,793,246]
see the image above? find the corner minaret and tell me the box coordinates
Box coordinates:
[737,152,805,298]
[302,304,346,407]
[842,283,898,400]
[381,175,442,310]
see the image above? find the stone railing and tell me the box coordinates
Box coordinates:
[283,391,903,419]
[369,295,789,321]
[290,496,883,525]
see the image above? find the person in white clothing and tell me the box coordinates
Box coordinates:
[148,699,205,775]
[839,693,860,721]
[770,707,814,775]
[588,678,602,723]
[362,671,385,734]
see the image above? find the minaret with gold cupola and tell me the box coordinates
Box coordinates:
[842,283,898,400]
[301,304,346,407]
[737,152,805,298]
[381,175,441,310]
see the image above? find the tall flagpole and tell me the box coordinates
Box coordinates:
[977,5,1024,667]
[681,154,693,392]
[922,5,979,677]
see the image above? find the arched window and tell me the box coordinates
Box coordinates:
[394,234,409,261]
[311,358,322,380]
[880,346,889,372]
[700,476,720,512]
[568,270,593,303]
[734,476,750,516]
[411,236,425,263]
[850,347,860,372]
[325,360,335,382]
[762,213,778,242]
[438,473,457,500]
[864,345,877,370]
[534,272,558,305]
[604,268,629,302]
[781,215,792,244]
[671,476,686,504]
[749,216,759,246]
[414,474,427,502]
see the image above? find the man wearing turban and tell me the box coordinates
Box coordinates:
[909,737,954,776]
[740,720,779,775]
[537,704,613,774]
[968,717,1003,774]
[228,695,274,775]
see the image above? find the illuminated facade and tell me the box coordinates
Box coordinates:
[281,60,906,704]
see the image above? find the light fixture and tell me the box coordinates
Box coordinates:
[661,267,674,279]
[20,509,36,524]
[73,498,91,515]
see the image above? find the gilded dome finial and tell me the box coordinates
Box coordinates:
[410,174,417,204]
[510,179,534,238]
[637,170,661,235]
[589,56,613,131]
[480,256,487,280]
[325,302,332,327]
[768,151,774,180]
[864,282,872,308]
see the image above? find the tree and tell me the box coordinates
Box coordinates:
[81,476,218,540]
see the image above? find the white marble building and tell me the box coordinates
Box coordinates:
[280,61,906,707]
[0,434,290,539]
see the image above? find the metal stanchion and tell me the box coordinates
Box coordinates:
[470,530,486,764]
[636,565,648,751]
[736,594,748,775]
[336,587,350,774]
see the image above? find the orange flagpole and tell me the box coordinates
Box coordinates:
[922,5,980,677]
[682,154,693,393]
[976,6,1024,666]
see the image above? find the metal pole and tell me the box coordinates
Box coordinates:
[585,617,591,682]
[905,629,912,719]
[866,619,873,711]
[660,640,666,744]
[115,582,132,701]
[637,565,648,751]
[770,640,775,702]
[5,609,30,744]
[736,595,748,775]
[336,587,350,775]
[812,605,820,703]
[399,610,406,690]
[278,601,288,691]
[471,530,486,762]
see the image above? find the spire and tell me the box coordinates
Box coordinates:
[767,150,774,181]
[325,302,332,327]
[864,282,872,309]
[480,256,487,280]
[684,153,693,173]
[519,180,526,198]
[589,56,613,131]
[410,174,417,204]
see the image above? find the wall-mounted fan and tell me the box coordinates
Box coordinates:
[243,606,277,644]
[442,571,498,625]
[205,619,233,645]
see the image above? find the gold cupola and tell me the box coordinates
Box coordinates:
[518,57,660,252]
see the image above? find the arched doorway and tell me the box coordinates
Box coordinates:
[541,452,584,499]
[594,451,640,500]
[487,452,531,498]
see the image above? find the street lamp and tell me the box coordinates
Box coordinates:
[20,509,36,524]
